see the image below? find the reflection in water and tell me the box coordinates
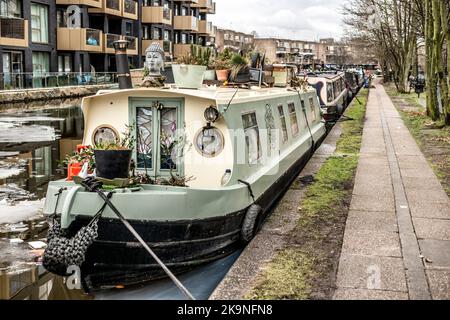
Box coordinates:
[0,100,84,300]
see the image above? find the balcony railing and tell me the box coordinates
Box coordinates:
[123,0,136,14]
[106,33,121,49]
[124,36,136,50]
[0,72,117,91]
[86,29,101,46]
[107,0,120,11]
[0,17,26,40]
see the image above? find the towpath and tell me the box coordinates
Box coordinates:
[334,82,450,300]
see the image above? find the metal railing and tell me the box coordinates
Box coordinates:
[86,28,101,46]
[106,33,121,48]
[0,17,26,39]
[0,72,118,91]
[107,0,120,11]
[124,0,137,14]
[125,36,136,50]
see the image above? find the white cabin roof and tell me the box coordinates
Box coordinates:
[91,86,315,105]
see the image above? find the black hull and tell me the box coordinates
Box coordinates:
[66,139,324,291]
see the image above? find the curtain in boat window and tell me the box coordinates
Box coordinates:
[309,97,317,122]
[31,3,49,43]
[242,112,261,164]
[277,105,288,143]
[288,103,299,137]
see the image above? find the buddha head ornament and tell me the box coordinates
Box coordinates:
[145,42,165,76]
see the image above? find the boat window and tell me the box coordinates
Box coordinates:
[327,83,334,103]
[277,105,288,143]
[309,97,317,122]
[242,112,261,164]
[288,103,299,137]
[137,107,153,170]
[159,107,178,170]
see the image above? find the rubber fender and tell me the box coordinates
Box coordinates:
[241,204,262,243]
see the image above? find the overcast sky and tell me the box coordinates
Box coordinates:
[209,0,345,41]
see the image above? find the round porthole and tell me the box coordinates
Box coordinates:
[194,127,225,158]
[92,125,119,146]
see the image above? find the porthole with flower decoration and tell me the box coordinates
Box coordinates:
[194,126,225,158]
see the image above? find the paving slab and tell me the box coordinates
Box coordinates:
[409,202,450,219]
[336,254,407,292]
[419,239,450,270]
[341,229,401,257]
[333,288,409,300]
[350,194,395,212]
[345,213,398,232]
[426,270,450,300]
[413,218,450,241]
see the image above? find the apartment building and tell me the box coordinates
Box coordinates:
[215,28,254,53]
[0,0,216,89]
[253,38,326,66]
[0,0,57,89]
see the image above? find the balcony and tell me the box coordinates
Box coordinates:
[174,44,204,59]
[56,0,102,8]
[141,6,172,25]
[104,33,121,54]
[122,0,138,20]
[173,16,198,32]
[193,0,216,14]
[124,36,138,56]
[0,18,28,47]
[198,20,214,36]
[89,0,122,17]
[57,28,103,53]
[142,40,172,57]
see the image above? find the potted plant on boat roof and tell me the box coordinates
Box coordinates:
[172,44,208,89]
[230,52,250,83]
[93,125,135,180]
[213,48,232,82]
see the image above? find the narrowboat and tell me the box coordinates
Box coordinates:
[42,84,326,290]
[307,72,349,122]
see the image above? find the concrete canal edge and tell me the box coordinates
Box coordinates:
[0,85,112,104]
[209,89,369,300]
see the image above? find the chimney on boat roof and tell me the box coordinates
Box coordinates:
[113,40,133,90]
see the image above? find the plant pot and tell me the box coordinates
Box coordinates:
[94,149,132,180]
[67,163,82,181]
[204,69,216,81]
[232,66,251,83]
[172,64,207,89]
[216,69,229,82]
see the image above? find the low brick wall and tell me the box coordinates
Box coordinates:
[0,84,113,104]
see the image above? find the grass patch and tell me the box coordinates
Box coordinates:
[245,249,316,300]
[247,89,368,300]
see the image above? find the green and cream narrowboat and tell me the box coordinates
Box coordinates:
[43,85,326,290]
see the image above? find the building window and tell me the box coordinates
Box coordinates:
[288,103,299,137]
[277,105,288,143]
[31,3,49,43]
[0,0,22,17]
[125,22,133,36]
[58,55,72,73]
[32,52,49,88]
[153,28,160,40]
[242,112,261,164]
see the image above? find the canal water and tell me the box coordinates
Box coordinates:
[0,99,237,300]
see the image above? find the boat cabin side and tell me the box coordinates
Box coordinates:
[308,74,348,109]
[81,88,324,190]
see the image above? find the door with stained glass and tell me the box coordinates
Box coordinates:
[132,99,184,177]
